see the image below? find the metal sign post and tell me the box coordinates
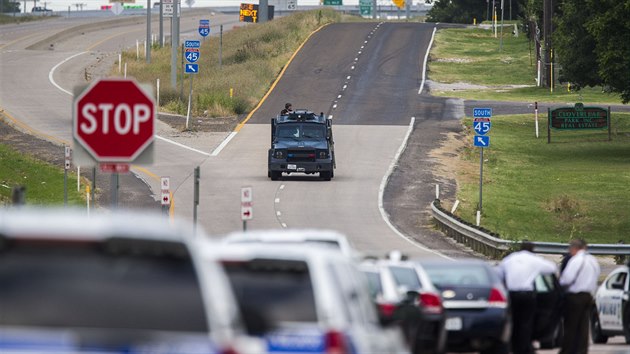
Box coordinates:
[193,166,200,233]
[64,146,71,206]
[161,176,170,215]
[219,25,223,68]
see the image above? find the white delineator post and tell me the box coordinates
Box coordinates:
[534,101,539,138]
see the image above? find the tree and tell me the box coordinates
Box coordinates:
[1,0,20,13]
[586,0,630,103]
[185,0,194,9]
[427,0,486,23]
[553,0,600,89]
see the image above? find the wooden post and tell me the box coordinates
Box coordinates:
[547,108,551,144]
[608,106,612,141]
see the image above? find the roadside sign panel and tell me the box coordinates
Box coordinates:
[185,63,199,74]
[473,118,491,135]
[287,0,297,10]
[239,3,275,23]
[99,163,130,173]
[359,0,370,15]
[323,0,342,5]
[73,78,155,163]
[241,186,253,203]
[473,135,490,148]
[241,186,253,221]
[161,176,170,190]
[241,206,253,220]
[161,191,171,206]
[184,40,200,48]
[185,48,199,63]
[473,107,493,118]
[199,19,210,36]
[163,0,173,17]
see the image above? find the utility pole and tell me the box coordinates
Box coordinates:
[146,0,151,63]
[159,0,164,47]
[543,0,552,87]
[170,0,179,88]
[259,0,268,23]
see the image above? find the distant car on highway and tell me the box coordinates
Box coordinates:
[222,229,358,258]
[268,110,336,181]
[359,258,446,354]
[418,259,511,354]
[591,265,630,344]
[0,208,265,354]
[204,244,409,353]
[31,6,52,13]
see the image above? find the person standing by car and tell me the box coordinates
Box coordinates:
[496,242,557,354]
[559,239,600,354]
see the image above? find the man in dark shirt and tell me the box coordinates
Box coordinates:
[280,103,293,115]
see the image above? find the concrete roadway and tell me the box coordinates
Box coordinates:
[1,13,628,353]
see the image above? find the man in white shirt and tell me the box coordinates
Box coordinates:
[558,239,601,354]
[497,242,557,354]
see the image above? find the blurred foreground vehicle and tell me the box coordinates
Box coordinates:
[0,208,265,354]
[359,257,446,354]
[222,230,357,258]
[591,264,630,344]
[417,259,510,354]
[203,243,409,354]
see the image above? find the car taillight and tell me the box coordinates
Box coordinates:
[377,302,397,318]
[419,292,443,314]
[488,287,508,308]
[324,330,349,354]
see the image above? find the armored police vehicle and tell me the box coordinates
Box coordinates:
[268,110,335,181]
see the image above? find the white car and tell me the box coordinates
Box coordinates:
[0,208,265,354]
[201,243,409,354]
[222,229,359,258]
[591,265,630,344]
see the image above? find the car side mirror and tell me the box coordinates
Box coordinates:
[612,282,625,290]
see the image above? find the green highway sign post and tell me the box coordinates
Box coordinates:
[548,103,611,143]
[359,0,371,16]
[323,0,342,5]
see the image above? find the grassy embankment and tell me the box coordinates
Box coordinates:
[429,27,623,104]
[0,13,56,25]
[119,9,342,118]
[0,144,83,205]
[452,113,630,244]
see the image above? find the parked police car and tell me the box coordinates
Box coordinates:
[268,110,335,181]
[591,265,630,344]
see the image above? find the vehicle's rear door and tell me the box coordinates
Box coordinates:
[533,274,562,339]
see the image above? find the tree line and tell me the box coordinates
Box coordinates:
[427,0,630,103]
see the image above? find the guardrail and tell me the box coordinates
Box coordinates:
[431,199,630,259]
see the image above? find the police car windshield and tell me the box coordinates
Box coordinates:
[0,240,208,333]
[277,124,325,140]
[223,259,318,323]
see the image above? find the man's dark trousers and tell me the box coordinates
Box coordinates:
[560,292,592,354]
[509,291,536,354]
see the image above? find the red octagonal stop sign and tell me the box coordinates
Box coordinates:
[73,78,155,163]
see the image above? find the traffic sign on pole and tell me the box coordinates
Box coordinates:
[185,63,199,74]
[184,40,200,48]
[198,19,210,37]
[241,186,253,224]
[161,176,170,190]
[185,48,199,63]
[73,78,155,163]
[473,135,490,147]
[473,107,493,118]
[473,118,492,135]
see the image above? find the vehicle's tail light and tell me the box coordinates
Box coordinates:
[220,347,239,354]
[419,292,443,314]
[377,302,397,318]
[324,330,349,354]
[488,287,508,308]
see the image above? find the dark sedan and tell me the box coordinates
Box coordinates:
[417,259,511,354]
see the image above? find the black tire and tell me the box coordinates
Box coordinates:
[320,171,332,181]
[591,308,609,344]
[270,171,281,181]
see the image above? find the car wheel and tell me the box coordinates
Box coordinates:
[590,308,608,344]
[270,171,281,181]
[320,171,332,181]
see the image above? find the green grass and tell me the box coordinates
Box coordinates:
[428,27,623,104]
[0,144,84,205]
[453,113,630,244]
[120,9,341,118]
[0,13,57,24]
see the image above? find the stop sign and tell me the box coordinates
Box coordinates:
[73,78,155,163]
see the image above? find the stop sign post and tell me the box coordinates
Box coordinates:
[73,78,156,208]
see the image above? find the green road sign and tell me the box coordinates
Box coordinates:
[359,0,371,15]
[323,0,342,5]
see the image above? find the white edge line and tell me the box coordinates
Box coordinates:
[156,135,211,156]
[378,117,453,261]
[418,26,437,95]
[211,131,237,156]
[49,51,89,96]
